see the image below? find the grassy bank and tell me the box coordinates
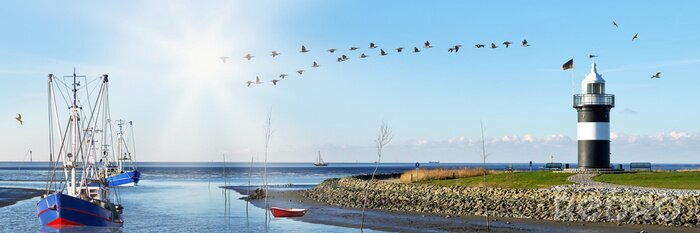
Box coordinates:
[399,167,491,183]
[594,171,700,190]
[423,171,573,189]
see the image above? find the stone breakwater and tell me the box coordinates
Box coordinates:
[304,178,700,227]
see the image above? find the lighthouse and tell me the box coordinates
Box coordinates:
[573,62,615,169]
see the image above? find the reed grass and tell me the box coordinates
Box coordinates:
[399,167,494,183]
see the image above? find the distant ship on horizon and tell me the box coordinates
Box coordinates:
[428,160,440,164]
[314,151,328,167]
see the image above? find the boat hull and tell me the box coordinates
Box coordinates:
[37,193,123,228]
[107,170,141,187]
[270,207,307,217]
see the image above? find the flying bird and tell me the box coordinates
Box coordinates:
[424,41,432,48]
[490,43,498,49]
[243,54,254,60]
[297,70,305,75]
[255,76,263,84]
[369,43,377,49]
[328,49,337,53]
[300,45,310,53]
[613,21,618,28]
[312,61,320,68]
[360,53,368,58]
[475,44,485,48]
[337,57,343,62]
[380,49,388,56]
[503,41,512,48]
[448,47,454,52]
[632,33,639,41]
[651,72,661,79]
[270,51,281,57]
[521,40,530,47]
[245,81,253,87]
[15,114,22,125]
[413,47,421,53]
[452,45,462,52]
[396,47,404,53]
[219,56,229,63]
[279,74,288,79]
[589,55,598,59]
[341,55,349,61]
[271,79,280,85]
[350,47,359,51]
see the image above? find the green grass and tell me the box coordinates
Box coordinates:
[423,171,574,189]
[593,171,700,190]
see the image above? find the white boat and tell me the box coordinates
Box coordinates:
[314,151,328,167]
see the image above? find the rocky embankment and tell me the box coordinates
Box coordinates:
[304,177,700,227]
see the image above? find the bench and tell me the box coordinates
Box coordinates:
[544,163,563,170]
[630,162,652,171]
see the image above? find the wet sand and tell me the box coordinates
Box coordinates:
[231,187,698,233]
[0,187,43,208]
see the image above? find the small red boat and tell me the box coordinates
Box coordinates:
[270,207,307,217]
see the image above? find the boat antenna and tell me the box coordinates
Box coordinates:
[72,67,77,108]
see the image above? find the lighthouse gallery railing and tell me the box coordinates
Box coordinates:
[573,94,615,107]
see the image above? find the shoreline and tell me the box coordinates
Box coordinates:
[231,187,696,233]
[0,187,43,208]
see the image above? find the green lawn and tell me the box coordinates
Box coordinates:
[593,171,700,190]
[423,171,574,189]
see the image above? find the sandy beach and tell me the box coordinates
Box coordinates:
[232,187,698,233]
[0,187,43,208]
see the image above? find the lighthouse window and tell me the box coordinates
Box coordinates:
[587,83,604,94]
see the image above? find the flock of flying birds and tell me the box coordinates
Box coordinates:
[219,39,533,87]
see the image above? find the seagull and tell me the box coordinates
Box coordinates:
[243,54,254,60]
[369,43,377,49]
[360,53,368,58]
[475,44,485,48]
[453,45,462,52]
[350,47,359,51]
[632,33,639,41]
[503,41,512,48]
[424,41,432,48]
[312,61,320,68]
[270,51,281,57]
[245,81,253,87]
[522,40,530,47]
[448,47,454,52]
[490,43,498,49]
[15,114,22,125]
[589,55,598,59]
[396,47,404,53]
[219,56,229,63]
[341,55,349,61]
[255,76,263,84]
[297,70,305,75]
[328,49,337,53]
[279,74,288,79]
[613,21,618,28]
[336,57,344,62]
[300,45,310,53]
[271,79,280,85]
[380,49,388,56]
[651,72,661,79]
[413,47,421,53]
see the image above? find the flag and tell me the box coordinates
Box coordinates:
[562,59,574,70]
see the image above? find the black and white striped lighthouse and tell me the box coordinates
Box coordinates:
[573,62,615,169]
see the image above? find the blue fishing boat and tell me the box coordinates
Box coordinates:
[106,119,141,186]
[37,71,124,228]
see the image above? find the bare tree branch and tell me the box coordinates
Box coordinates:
[361,121,392,232]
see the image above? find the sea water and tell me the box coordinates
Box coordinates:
[1,162,699,232]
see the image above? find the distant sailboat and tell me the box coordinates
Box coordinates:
[314,151,328,167]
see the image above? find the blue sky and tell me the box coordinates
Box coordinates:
[1,0,699,163]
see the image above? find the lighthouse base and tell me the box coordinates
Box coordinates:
[560,168,625,174]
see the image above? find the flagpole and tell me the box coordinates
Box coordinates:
[570,66,576,95]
